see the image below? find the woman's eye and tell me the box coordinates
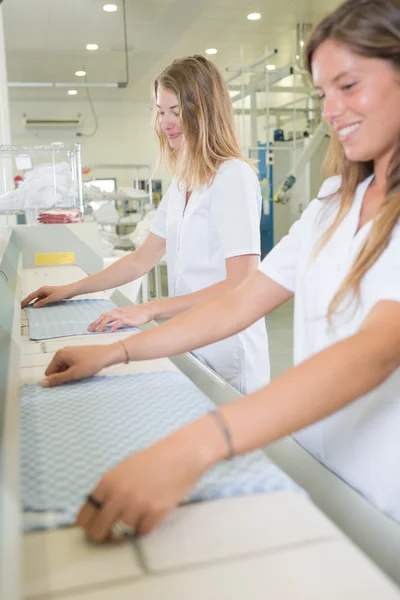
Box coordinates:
[342,82,356,91]
[173,112,179,117]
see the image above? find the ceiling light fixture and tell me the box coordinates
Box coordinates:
[68,90,78,95]
[103,4,118,11]
[247,13,261,20]
[266,64,276,71]
[86,44,99,51]
[75,70,86,77]
[300,40,304,47]
[205,48,217,55]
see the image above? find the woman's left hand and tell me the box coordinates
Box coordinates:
[88,304,157,333]
[77,419,218,542]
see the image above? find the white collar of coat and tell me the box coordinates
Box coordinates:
[317,173,375,199]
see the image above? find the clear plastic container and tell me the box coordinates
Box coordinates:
[0,143,84,221]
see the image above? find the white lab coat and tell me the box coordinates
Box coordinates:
[151,159,270,394]
[260,173,400,523]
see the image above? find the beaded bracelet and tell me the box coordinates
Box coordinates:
[209,409,235,460]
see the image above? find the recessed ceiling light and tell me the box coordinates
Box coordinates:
[300,40,304,47]
[266,64,276,71]
[296,54,300,60]
[247,13,261,20]
[205,48,217,55]
[103,4,118,11]
[68,90,78,95]
[86,44,99,51]
[75,70,86,77]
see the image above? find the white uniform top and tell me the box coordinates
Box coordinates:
[151,159,270,394]
[260,173,400,523]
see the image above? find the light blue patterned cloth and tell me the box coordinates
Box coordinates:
[21,371,305,531]
[24,298,139,340]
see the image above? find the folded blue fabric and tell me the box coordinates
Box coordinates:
[24,298,139,340]
[21,371,305,531]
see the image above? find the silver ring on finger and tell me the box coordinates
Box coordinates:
[111,519,135,539]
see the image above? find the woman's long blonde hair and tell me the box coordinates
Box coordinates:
[153,55,255,190]
[305,0,400,320]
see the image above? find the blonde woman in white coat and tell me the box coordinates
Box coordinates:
[22,56,270,394]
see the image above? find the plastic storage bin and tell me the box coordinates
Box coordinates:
[0,143,84,222]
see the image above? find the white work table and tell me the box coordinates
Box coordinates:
[1,224,399,599]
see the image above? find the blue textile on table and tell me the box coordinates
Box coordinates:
[24,298,139,340]
[20,371,305,531]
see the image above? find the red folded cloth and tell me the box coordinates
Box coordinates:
[38,209,83,224]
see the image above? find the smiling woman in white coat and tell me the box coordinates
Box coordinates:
[41,0,400,540]
[22,55,270,394]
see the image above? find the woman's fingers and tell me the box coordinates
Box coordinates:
[77,501,98,530]
[76,423,212,544]
[87,313,109,331]
[96,313,118,332]
[77,485,110,539]
[33,294,56,308]
[22,286,68,308]
[78,476,133,542]
[110,320,125,332]
[41,367,81,388]
[87,317,101,331]
[87,498,123,543]
[88,310,120,332]
[42,346,110,388]
[21,289,41,308]
[88,306,149,333]
[42,349,81,386]
[44,350,70,376]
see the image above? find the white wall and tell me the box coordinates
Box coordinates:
[9,99,173,194]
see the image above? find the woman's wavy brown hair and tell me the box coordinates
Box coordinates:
[305,0,400,320]
[153,55,256,190]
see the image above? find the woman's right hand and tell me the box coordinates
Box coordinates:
[21,283,77,308]
[77,414,226,541]
[41,344,118,387]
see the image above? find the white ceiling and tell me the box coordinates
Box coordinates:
[3,0,342,103]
